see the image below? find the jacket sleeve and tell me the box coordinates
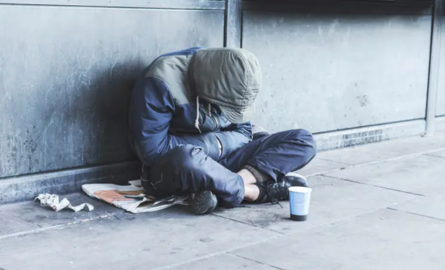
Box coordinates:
[129,77,221,167]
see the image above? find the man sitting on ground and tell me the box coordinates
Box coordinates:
[128,47,317,214]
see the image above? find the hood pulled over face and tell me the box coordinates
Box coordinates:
[189,48,262,124]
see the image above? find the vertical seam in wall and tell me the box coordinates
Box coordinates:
[224,0,242,48]
[224,0,229,47]
[425,0,443,134]
[240,6,244,48]
[425,1,435,130]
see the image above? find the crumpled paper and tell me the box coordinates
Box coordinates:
[34,194,94,212]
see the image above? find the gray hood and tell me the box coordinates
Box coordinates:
[189,48,262,124]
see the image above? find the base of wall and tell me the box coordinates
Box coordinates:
[0,161,141,204]
[314,120,426,151]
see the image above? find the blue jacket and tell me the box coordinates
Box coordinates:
[128,48,252,167]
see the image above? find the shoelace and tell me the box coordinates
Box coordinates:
[270,198,283,208]
[265,182,285,208]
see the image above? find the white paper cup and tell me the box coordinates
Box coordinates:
[289,186,312,222]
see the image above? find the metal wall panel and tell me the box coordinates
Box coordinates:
[0,6,224,178]
[436,16,445,116]
[243,12,432,133]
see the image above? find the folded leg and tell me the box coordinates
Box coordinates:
[145,145,245,208]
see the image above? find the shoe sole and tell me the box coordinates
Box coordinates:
[190,191,218,215]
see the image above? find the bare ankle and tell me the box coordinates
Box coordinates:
[243,184,260,202]
[237,169,257,185]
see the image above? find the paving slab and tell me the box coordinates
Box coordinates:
[213,176,416,233]
[317,134,445,165]
[298,157,347,176]
[168,253,277,270]
[231,209,445,270]
[392,192,445,221]
[325,154,445,196]
[0,214,38,238]
[0,206,279,270]
[0,192,123,237]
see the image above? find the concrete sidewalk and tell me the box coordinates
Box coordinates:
[1,134,445,270]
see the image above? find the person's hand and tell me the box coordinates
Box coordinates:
[198,102,232,132]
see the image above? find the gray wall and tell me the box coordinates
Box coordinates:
[0,4,224,178]
[244,12,432,133]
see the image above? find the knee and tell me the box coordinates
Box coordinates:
[164,145,205,171]
[151,145,203,181]
[288,129,317,158]
[167,145,195,158]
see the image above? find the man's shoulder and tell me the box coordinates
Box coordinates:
[145,47,202,79]
[143,47,202,106]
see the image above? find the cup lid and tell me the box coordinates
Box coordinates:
[289,186,312,193]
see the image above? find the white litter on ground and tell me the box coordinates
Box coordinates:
[34,194,94,212]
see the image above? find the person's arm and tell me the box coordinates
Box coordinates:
[214,122,252,160]
[129,77,221,167]
[189,101,253,159]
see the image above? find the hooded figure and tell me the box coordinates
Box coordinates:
[129,47,316,215]
[129,47,262,168]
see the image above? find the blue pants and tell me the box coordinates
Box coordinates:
[142,129,317,207]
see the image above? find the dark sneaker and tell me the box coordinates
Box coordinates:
[259,172,308,204]
[283,172,309,187]
[188,191,218,215]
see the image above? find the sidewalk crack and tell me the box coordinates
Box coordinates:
[424,153,445,160]
[387,207,445,222]
[317,158,353,165]
[308,146,445,178]
[227,253,286,270]
[321,175,425,197]
[0,213,115,241]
